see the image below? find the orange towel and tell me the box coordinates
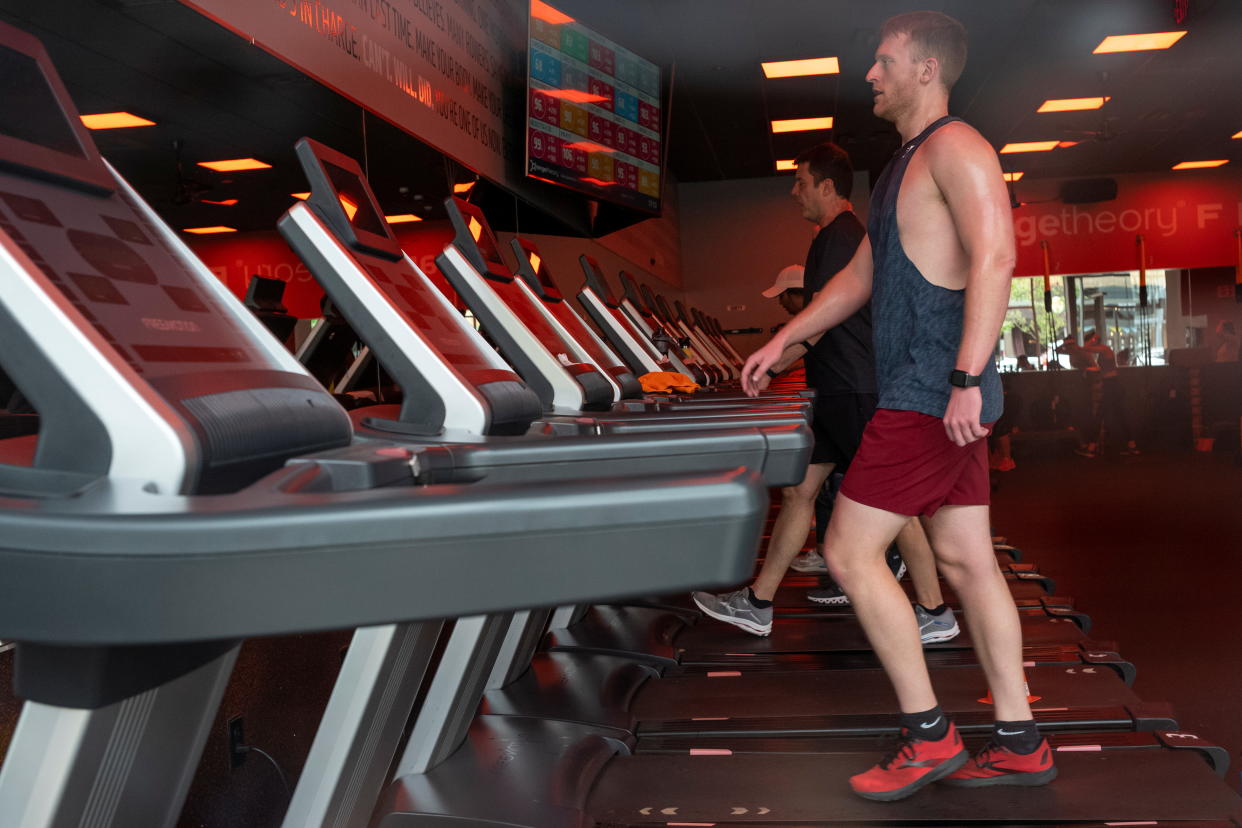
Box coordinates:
[639,371,700,394]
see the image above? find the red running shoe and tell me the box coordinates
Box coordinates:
[941,739,1057,787]
[849,723,968,802]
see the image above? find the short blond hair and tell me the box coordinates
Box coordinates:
[880,11,967,90]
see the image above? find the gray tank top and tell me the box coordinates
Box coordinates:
[866,115,1002,423]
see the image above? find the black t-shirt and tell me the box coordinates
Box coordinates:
[801,211,876,395]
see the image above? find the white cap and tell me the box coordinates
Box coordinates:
[761,265,804,298]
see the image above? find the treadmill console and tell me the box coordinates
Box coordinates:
[0,26,349,494]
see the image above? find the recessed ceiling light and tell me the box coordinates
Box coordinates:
[1172,160,1228,170]
[771,117,834,133]
[1093,31,1186,53]
[386,214,422,224]
[182,226,236,234]
[1057,141,1081,148]
[1003,172,1024,182]
[999,141,1060,154]
[1232,130,1242,139]
[79,112,155,129]
[201,198,238,206]
[453,181,477,194]
[291,192,310,200]
[761,57,839,78]
[1037,97,1110,113]
[530,0,574,25]
[197,158,272,172]
[775,159,797,171]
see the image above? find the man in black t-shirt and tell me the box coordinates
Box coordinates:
[694,142,952,639]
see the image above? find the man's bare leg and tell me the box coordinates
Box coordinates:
[922,504,1030,721]
[752,462,832,602]
[896,518,943,609]
[825,494,935,712]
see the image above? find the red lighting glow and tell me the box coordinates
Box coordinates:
[565,141,614,153]
[580,177,615,186]
[540,89,609,105]
[201,198,238,206]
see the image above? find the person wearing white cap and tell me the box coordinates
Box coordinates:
[694,141,953,646]
[762,264,808,317]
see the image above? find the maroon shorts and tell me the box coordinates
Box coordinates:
[839,408,993,517]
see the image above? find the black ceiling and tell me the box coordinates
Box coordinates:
[558,0,1242,185]
[0,0,1238,236]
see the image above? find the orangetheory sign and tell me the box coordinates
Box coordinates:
[1012,170,1242,276]
[180,0,520,183]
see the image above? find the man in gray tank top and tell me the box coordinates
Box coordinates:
[741,11,1055,802]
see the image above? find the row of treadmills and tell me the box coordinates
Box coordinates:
[0,19,1237,828]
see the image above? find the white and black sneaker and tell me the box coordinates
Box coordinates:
[807,583,850,605]
[886,545,907,581]
[692,589,772,636]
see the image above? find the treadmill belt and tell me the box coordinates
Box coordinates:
[632,663,1137,722]
[771,576,1050,608]
[677,613,1085,659]
[588,750,1242,823]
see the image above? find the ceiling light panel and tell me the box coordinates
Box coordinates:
[999,141,1060,154]
[761,57,839,78]
[80,112,155,129]
[771,117,834,133]
[1093,31,1186,53]
[197,158,272,172]
[1037,97,1109,113]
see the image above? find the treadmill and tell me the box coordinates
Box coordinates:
[429,196,807,419]
[509,235,810,406]
[0,25,770,827]
[275,138,812,487]
[620,271,739,381]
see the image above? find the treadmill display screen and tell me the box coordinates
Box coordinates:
[463,210,507,274]
[323,159,388,239]
[0,45,85,159]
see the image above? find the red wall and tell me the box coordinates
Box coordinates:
[1012,170,1241,276]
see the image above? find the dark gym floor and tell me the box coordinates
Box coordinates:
[991,446,1242,790]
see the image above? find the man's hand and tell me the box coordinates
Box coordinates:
[944,386,988,446]
[741,339,786,396]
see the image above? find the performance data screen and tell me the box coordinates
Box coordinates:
[526,0,662,214]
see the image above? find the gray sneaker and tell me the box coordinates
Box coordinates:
[915,604,961,644]
[790,550,828,573]
[692,588,772,636]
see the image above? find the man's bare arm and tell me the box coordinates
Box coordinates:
[741,240,874,394]
[928,124,1016,444]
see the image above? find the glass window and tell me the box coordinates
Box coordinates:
[998,270,1170,371]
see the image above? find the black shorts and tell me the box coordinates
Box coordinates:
[810,392,878,468]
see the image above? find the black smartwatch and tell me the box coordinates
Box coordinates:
[766,368,780,379]
[948,369,982,388]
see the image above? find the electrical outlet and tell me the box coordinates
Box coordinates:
[227,716,247,769]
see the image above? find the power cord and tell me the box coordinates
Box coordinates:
[239,745,291,800]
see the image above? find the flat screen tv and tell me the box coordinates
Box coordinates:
[525,0,662,214]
